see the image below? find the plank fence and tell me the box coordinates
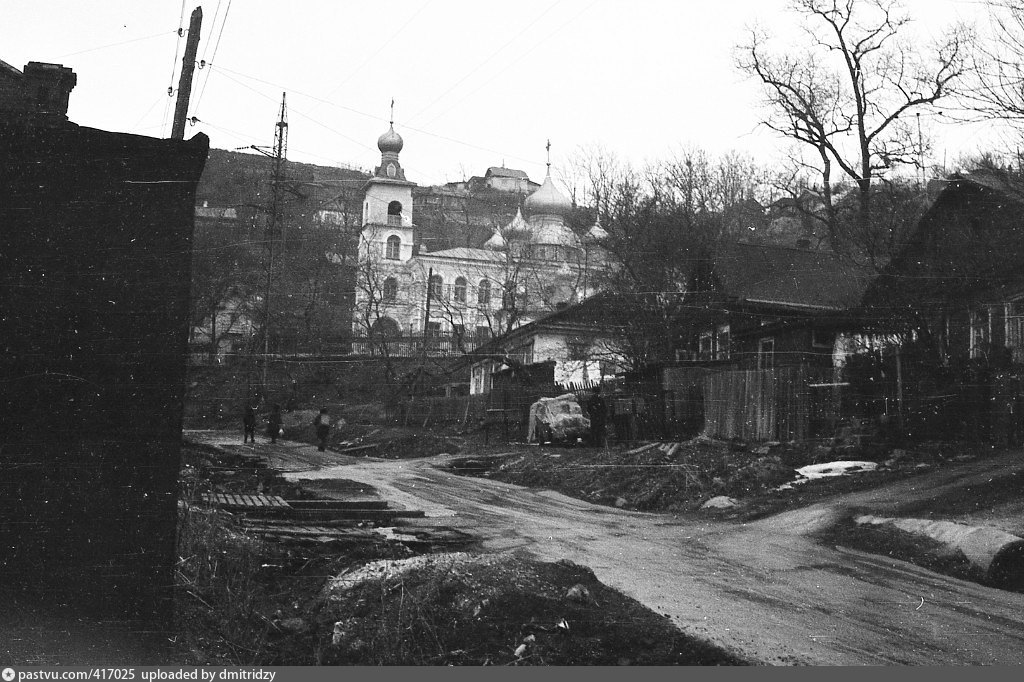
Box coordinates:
[701,365,840,441]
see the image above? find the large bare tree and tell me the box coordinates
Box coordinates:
[572,148,771,369]
[969,1,1024,132]
[737,0,970,243]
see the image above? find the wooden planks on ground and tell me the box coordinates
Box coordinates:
[200,493,291,510]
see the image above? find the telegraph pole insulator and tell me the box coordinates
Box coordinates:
[171,7,203,140]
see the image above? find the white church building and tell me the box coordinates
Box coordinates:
[353,121,608,355]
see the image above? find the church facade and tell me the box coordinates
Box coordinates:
[353,122,608,354]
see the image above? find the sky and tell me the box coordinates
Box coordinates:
[2,0,999,191]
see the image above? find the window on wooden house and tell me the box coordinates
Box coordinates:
[758,337,775,371]
[970,307,991,359]
[698,331,714,361]
[811,329,834,349]
[714,324,731,360]
[1007,300,1024,363]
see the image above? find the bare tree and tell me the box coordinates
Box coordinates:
[969,1,1024,129]
[566,147,775,370]
[190,213,262,361]
[737,0,971,242]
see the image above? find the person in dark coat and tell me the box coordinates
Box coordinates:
[314,408,331,452]
[586,386,607,447]
[267,404,282,444]
[243,403,256,444]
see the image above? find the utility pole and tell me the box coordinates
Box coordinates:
[171,6,202,140]
[916,112,925,190]
[423,267,434,335]
[261,92,288,395]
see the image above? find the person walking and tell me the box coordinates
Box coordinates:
[586,386,607,447]
[267,404,282,444]
[243,403,256,444]
[313,408,331,452]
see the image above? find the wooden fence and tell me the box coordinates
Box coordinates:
[701,365,840,441]
[343,382,579,441]
[349,331,489,358]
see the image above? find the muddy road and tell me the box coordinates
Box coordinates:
[191,433,1024,665]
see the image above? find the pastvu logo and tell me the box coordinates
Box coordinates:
[3,667,15,682]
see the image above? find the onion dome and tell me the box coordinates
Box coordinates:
[377,124,404,154]
[484,230,507,250]
[503,207,530,234]
[586,219,608,241]
[524,170,572,220]
[532,221,580,248]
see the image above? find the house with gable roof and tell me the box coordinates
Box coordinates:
[677,242,876,370]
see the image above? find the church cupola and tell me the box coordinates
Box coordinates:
[378,124,404,156]
[362,100,417,231]
[523,140,572,221]
[373,100,407,181]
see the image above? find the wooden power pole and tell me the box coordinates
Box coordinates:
[171,6,203,140]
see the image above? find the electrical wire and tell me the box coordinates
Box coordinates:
[407,0,563,126]
[206,63,538,172]
[195,0,233,113]
[54,30,175,60]
[310,0,435,113]
[162,1,190,138]
[418,0,598,130]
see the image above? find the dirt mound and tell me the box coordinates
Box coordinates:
[366,431,463,459]
[483,440,799,512]
[312,552,746,666]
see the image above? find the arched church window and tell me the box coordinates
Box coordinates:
[430,274,444,300]
[386,235,401,260]
[387,200,402,227]
[477,279,491,305]
[454,277,467,303]
[383,277,398,301]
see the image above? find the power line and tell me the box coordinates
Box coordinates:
[206,63,541,175]
[198,0,223,68]
[407,0,563,126]
[310,0,435,114]
[195,0,233,113]
[418,0,598,130]
[54,30,174,60]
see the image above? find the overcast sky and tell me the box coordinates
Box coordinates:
[2,0,996,189]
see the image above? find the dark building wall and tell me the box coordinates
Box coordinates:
[0,123,209,618]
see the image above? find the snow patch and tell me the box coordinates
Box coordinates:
[776,460,879,490]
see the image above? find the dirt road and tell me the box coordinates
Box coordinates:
[192,432,1024,665]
